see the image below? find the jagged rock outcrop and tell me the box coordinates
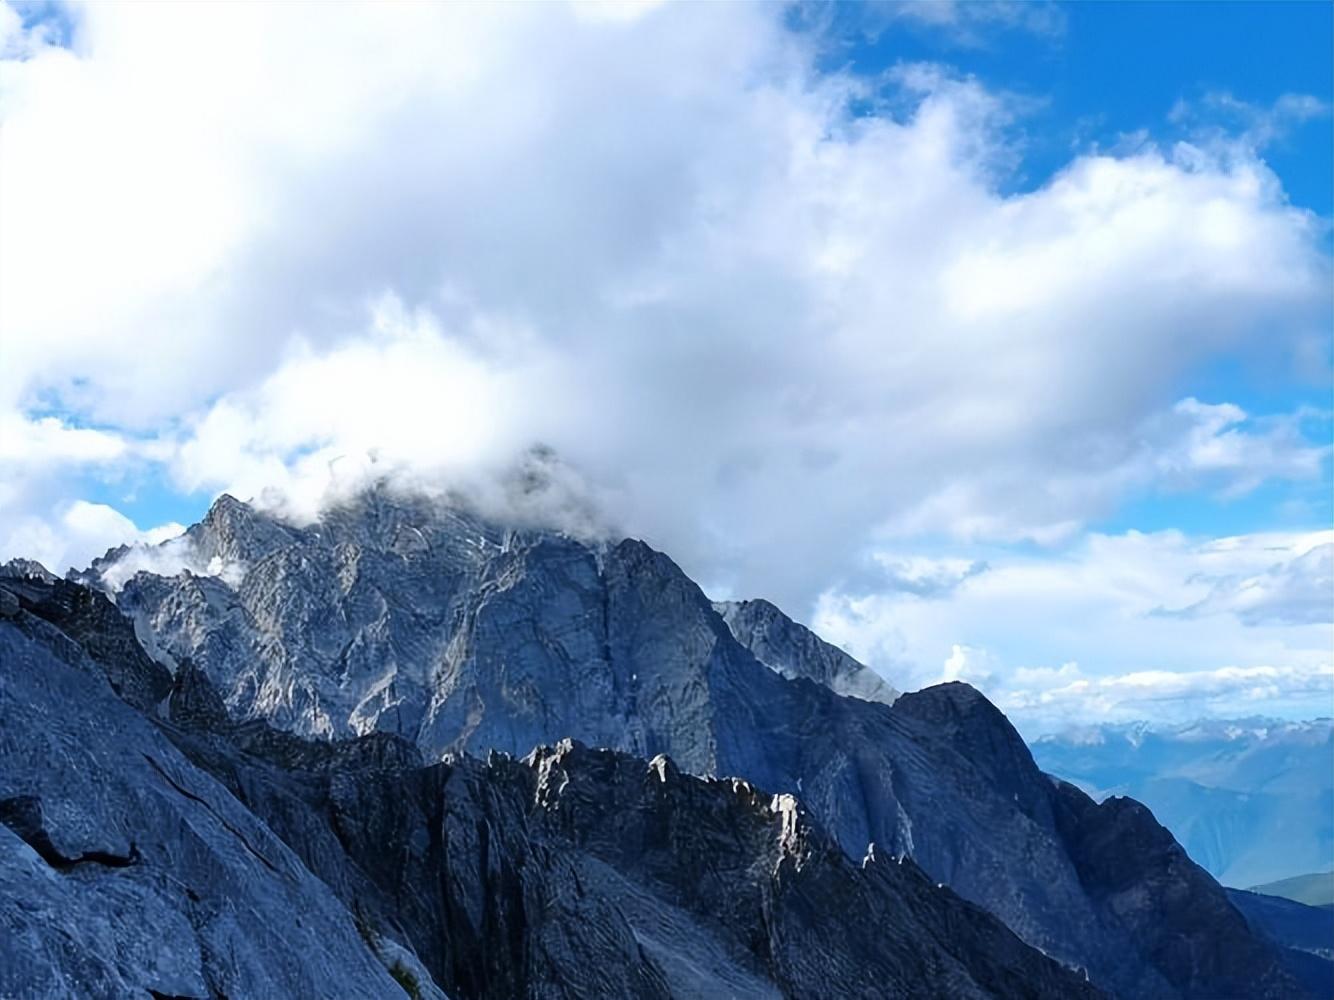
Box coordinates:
[0,557,58,584]
[714,597,898,704]
[65,489,1308,999]
[1,574,1101,999]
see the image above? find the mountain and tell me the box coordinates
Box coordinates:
[1,568,1098,999]
[1031,718,1334,887]
[1249,872,1334,908]
[2,488,1305,998]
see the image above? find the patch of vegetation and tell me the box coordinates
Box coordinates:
[388,959,422,1000]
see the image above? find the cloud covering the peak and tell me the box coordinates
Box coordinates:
[0,2,1329,720]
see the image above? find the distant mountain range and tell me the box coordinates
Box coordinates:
[1249,871,1334,908]
[0,489,1318,998]
[1031,717,1334,888]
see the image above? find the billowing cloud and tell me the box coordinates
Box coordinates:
[1144,399,1329,497]
[942,643,998,686]
[95,534,241,593]
[1,500,183,578]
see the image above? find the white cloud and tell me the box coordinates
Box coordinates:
[1159,541,1333,626]
[872,554,989,597]
[0,413,127,465]
[1,500,182,577]
[1147,399,1330,496]
[95,533,240,593]
[0,2,1328,621]
[814,529,1333,728]
[882,398,1329,546]
[1169,90,1332,152]
[997,662,1334,731]
[870,1,1067,46]
[942,643,997,685]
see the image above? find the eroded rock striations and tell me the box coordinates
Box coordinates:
[0,489,1306,998]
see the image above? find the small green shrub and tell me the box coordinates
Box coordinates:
[388,959,422,1000]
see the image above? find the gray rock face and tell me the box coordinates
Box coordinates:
[1,574,1097,1000]
[714,598,899,705]
[75,490,1306,999]
[1,575,172,711]
[0,606,426,999]
[0,558,57,583]
[166,715,1108,999]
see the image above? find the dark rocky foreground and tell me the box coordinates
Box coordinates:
[0,490,1310,998]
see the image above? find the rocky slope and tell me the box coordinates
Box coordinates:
[0,580,430,999]
[0,570,1101,999]
[31,487,1308,998]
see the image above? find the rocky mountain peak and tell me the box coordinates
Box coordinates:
[190,491,301,566]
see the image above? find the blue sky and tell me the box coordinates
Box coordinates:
[1,1,1330,728]
[842,0,1333,541]
[846,2,1333,209]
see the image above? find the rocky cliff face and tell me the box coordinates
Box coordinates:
[1,571,1102,999]
[25,488,1306,999]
